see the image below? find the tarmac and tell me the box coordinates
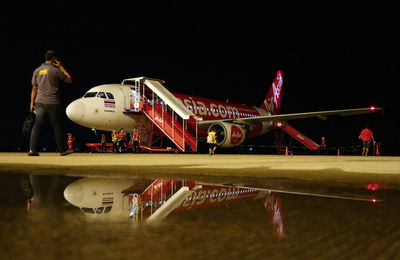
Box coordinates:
[1,153,400,190]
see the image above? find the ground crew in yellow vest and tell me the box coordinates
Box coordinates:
[112,130,118,153]
[207,128,217,155]
[131,128,141,153]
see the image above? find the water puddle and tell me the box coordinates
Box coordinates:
[0,173,398,259]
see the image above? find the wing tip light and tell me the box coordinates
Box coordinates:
[369,106,384,114]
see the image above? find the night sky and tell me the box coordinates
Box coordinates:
[2,3,399,154]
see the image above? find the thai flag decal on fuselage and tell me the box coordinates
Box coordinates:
[102,197,114,206]
[104,99,115,108]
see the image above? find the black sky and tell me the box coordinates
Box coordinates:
[2,3,399,154]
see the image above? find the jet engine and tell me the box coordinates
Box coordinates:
[208,122,246,147]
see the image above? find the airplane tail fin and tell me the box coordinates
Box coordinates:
[259,71,283,115]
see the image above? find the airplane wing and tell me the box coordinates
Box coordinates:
[198,107,383,128]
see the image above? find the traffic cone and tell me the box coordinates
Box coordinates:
[337,148,340,156]
[285,146,289,156]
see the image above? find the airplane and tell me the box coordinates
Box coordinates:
[66,71,382,151]
[63,177,382,237]
[63,177,285,237]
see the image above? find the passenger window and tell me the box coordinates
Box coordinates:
[95,207,104,214]
[81,207,95,214]
[97,92,106,98]
[104,206,112,214]
[106,92,114,99]
[84,92,98,98]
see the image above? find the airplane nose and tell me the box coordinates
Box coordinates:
[66,100,86,123]
[64,181,84,206]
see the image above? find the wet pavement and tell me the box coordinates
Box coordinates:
[1,172,400,259]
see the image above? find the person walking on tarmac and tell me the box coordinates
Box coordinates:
[67,133,75,152]
[131,128,141,153]
[359,125,375,156]
[28,50,72,156]
[111,130,118,153]
[207,128,217,155]
[320,136,327,155]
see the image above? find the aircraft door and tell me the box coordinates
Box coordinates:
[130,87,142,111]
[119,86,133,111]
[119,86,142,111]
[128,194,139,221]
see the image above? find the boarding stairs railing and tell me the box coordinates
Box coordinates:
[275,122,320,152]
[122,77,198,152]
[139,179,196,220]
[143,100,198,152]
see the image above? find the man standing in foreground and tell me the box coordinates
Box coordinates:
[359,125,375,156]
[28,50,72,156]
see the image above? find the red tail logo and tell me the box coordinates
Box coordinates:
[231,125,243,145]
[260,71,283,115]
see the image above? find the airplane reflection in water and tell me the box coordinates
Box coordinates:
[64,178,284,237]
[64,178,384,238]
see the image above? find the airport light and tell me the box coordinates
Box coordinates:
[366,183,387,191]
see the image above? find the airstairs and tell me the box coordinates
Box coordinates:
[274,122,320,153]
[122,178,284,237]
[123,179,197,223]
[121,77,198,152]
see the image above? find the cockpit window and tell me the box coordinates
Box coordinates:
[81,207,95,214]
[106,92,114,99]
[84,92,98,98]
[104,206,112,214]
[95,207,104,214]
[81,207,111,214]
[97,92,106,99]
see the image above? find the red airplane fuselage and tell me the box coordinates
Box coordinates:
[173,92,270,139]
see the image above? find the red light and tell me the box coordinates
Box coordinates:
[366,183,380,191]
[366,183,387,191]
[370,106,376,111]
[371,198,377,203]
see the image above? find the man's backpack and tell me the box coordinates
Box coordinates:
[22,112,35,137]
